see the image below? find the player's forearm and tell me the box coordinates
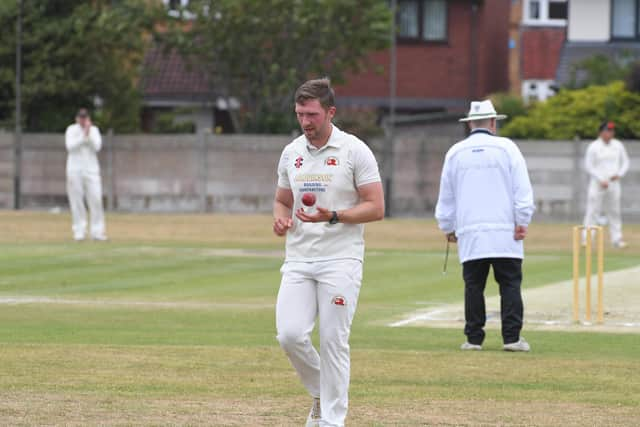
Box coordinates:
[89,133,102,152]
[273,199,292,219]
[65,133,84,151]
[337,200,384,224]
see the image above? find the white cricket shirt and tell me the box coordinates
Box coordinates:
[277,125,381,262]
[435,129,535,263]
[65,123,103,174]
[585,138,629,183]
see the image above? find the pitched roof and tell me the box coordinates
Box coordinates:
[141,45,216,104]
[556,42,640,86]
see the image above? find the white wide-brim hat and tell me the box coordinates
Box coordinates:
[459,100,507,122]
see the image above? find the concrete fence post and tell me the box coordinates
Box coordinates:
[198,130,208,213]
[106,128,115,211]
[571,137,581,222]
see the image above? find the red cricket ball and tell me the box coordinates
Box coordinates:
[301,192,316,207]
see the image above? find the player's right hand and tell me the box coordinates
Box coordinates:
[273,217,293,236]
[84,119,92,134]
[600,181,609,189]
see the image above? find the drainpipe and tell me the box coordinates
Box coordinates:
[469,1,480,102]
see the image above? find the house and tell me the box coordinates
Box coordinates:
[140,0,236,134]
[556,0,640,87]
[140,46,237,134]
[508,0,567,101]
[143,0,512,133]
[336,0,511,116]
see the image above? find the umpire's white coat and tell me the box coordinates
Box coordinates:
[435,129,535,263]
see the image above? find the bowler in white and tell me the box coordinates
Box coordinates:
[583,121,630,248]
[272,78,384,427]
[435,100,535,352]
[65,109,107,241]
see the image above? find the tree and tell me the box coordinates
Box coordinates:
[163,0,391,133]
[625,61,640,93]
[0,0,162,132]
[567,53,636,89]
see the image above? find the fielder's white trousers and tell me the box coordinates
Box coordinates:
[583,180,623,244]
[66,171,106,240]
[276,259,363,427]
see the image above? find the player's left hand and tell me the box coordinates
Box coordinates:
[295,206,332,223]
[611,175,620,181]
[514,225,527,240]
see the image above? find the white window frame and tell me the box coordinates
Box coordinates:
[522,0,567,27]
[162,0,196,20]
[521,79,557,103]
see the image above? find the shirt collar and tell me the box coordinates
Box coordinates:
[305,124,343,152]
[470,128,494,136]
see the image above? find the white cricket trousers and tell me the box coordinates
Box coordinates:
[276,259,363,427]
[583,180,623,244]
[66,171,106,239]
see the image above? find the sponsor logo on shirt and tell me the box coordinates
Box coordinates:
[332,296,346,306]
[295,174,332,183]
[325,156,339,166]
[294,156,304,169]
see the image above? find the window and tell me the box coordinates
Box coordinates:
[523,0,567,26]
[162,0,195,19]
[522,80,557,103]
[612,0,639,39]
[397,0,448,42]
[548,1,568,19]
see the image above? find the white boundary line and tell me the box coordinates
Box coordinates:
[0,296,272,309]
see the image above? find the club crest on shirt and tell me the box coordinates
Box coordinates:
[332,296,346,306]
[294,156,304,169]
[325,156,339,166]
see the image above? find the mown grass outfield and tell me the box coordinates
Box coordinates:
[1,211,639,426]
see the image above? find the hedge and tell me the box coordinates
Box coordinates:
[501,82,640,140]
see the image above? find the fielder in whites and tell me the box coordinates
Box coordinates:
[583,121,629,248]
[272,78,384,427]
[65,109,107,241]
[435,100,535,352]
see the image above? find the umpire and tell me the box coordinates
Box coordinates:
[435,100,535,352]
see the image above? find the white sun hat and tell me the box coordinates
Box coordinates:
[459,100,507,122]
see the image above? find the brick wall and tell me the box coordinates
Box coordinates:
[337,0,511,109]
[521,27,566,80]
[477,0,511,96]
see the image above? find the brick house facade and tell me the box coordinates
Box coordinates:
[336,0,511,114]
[509,0,567,101]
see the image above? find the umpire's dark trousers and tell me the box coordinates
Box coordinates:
[462,257,523,345]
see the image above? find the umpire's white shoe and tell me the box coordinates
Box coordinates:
[305,397,321,427]
[460,342,482,351]
[503,338,531,352]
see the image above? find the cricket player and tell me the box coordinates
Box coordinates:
[272,78,384,427]
[65,108,107,241]
[435,100,535,352]
[583,121,629,248]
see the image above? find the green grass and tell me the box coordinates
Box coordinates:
[0,213,639,425]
